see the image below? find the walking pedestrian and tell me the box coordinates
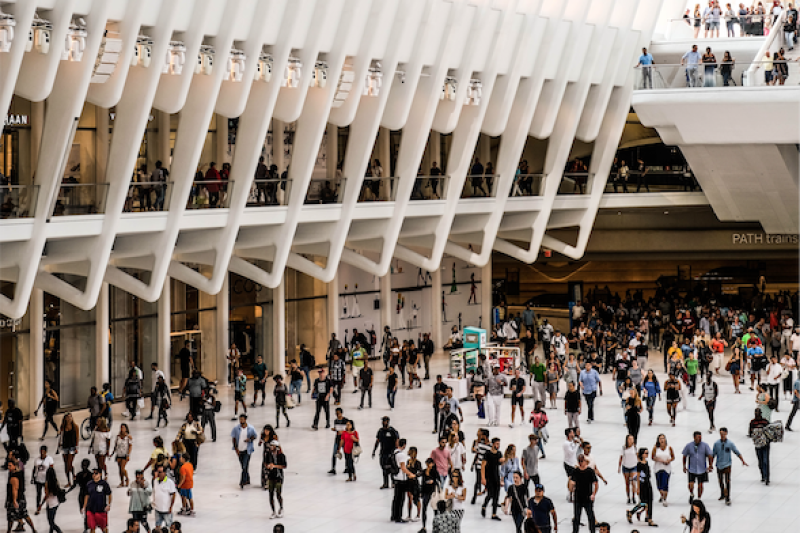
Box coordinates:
[391,439,413,523]
[251,355,268,407]
[152,465,176,529]
[470,429,490,505]
[329,352,346,405]
[786,371,800,431]
[31,446,53,511]
[37,467,64,533]
[153,376,172,429]
[568,454,598,533]
[525,483,557,533]
[200,387,215,442]
[642,370,661,426]
[530,356,547,406]
[6,458,36,533]
[530,402,549,459]
[90,418,111,479]
[748,408,771,485]
[358,358,374,409]
[312,368,333,430]
[273,375,290,429]
[339,421,360,482]
[176,413,203,470]
[481,437,503,521]
[125,368,143,420]
[419,459,439,532]
[510,368,527,427]
[373,416,400,489]
[665,373,681,426]
[264,440,286,519]
[300,344,315,392]
[233,369,248,420]
[682,431,713,503]
[421,333,435,380]
[711,427,747,505]
[578,362,601,423]
[521,435,540,491]
[83,468,112,533]
[128,470,152,532]
[618,435,639,504]
[146,363,166,421]
[486,367,508,427]
[387,366,399,410]
[651,434,674,507]
[698,374,719,432]
[175,454,194,517]
[626,448,657,527]
[564,382,581,429]
[230,414,257,488]
[329,408,349,475]
[765,355,783,412]
[288,361,303,406]
[680,499,711,533]
[113,424,133,487]
[33,380,59,440]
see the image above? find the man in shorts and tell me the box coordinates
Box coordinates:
[83,468,113,533]
[509,367,526,427]
[682,431,713,503]
[176,454,195,517]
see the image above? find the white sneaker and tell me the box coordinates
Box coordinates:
[270,513,277,519]
[278,509,284,518]
[509,423,514,428]
[411,516,420,522]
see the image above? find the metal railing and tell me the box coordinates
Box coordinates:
[248,178,292,206]
[605,169,698,193]
[411,175,449,200]
[633,59,794,90]
[359,176,398,202]
[558,173,591,195]
[665,14,770,40]
[186,180,234,209]
[124,181,173,212]
[304,178,346,204]
[509,174,545,197]
[461,174,498,198]
[52,182,109,216]
[0,185,39,219]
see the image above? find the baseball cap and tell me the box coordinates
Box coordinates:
[534,484,545,491]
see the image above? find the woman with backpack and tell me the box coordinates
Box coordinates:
[36,466,65,533]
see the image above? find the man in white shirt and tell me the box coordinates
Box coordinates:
[791,327,800,359]
[551,331,567,361]
[147,362,167,421]
[681,44,702,87]
[152,465,177,528]
[765,355,783,412]
[562,428,583,500]
[782,316,795,352]
[391,439,413,523]
[571,301,585,328]
[32,446,54,509]
[540,320,554,358]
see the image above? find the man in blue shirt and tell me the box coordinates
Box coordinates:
[578,362,603,423]
[682,431,713,503]
[711,427,747,505]
[681,44,702,86]
[636,47,655,89]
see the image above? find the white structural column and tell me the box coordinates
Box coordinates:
[272,279,286,376]
[215,273,229,383]
[158,277,172,386]
[273,119,285,172]
[481,263,492,332]
[95,106,109,182]
[431,267,443,350]
[216,114,229,165]
[380,274,392,336]
[95,283,110,386]
[327,273,339,345]
[28,289,44,415]
[158,111,171,164]
[30,101,45,176]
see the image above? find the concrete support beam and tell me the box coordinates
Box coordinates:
[272,277,286,376]
[158,277,172,386]
[158,111,172,165]
[95,283,110,386]
[30,101,45,177]
[29,289,44,415]
[481,262,492,332]
[95,106,109,183]
[380,273,392,338]
[431,267,443,351]
[327,273,339,350]
[215,273,229,383]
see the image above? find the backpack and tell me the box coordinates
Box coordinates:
[16,442,30,463]
[125,380,140,396]
[388,452,401,476]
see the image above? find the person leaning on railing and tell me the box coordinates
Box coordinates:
[636,47,655,89]
[681,44,702,87]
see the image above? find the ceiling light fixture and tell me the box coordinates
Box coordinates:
[225,48,246,82]
[255,52,272,81]
[466,78,482,105]
[364,66,382,96]
[0,13,15,53]
[62,20,87,61]
[132,34,152,67]
[282,56,302,88]
[196,44,214,75]
[311,60,328,88]
[441,76,457,101]
[31,15,52,54]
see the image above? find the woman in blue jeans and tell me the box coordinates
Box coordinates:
[289,363,304,405]
[642,370,661,426]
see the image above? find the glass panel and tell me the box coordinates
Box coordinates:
[124,182,173,212]
[52,183,109,216]
[186,180,235,209]
[0,185,39,218]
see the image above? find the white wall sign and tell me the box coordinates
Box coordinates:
[3,114,29,126]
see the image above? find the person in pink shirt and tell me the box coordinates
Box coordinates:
[430,436,452,485]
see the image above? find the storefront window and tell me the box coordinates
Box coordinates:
[170,276,217,385]
[110,275,157,395]
[0,282,28,410]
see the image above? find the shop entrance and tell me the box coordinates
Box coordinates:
[170,330,202,387]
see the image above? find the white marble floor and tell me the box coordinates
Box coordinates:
[14,347,800,533]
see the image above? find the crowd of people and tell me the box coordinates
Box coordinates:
[2,282,798,532]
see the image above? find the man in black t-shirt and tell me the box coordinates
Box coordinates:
[522,329,537,370]
[432,376,447,434]
[387,366,399,409]
[329,408,348,475]
[568,455,598,533]
[614,353,631,394]
[312,369,332,430]
[83,468,112,532]
[177,341,193,395]
[481,437,503,520]
[372,417,400,489]
[358,359,374,409]
[509,368,526,427]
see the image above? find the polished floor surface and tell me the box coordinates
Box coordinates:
[15,348,800,532]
